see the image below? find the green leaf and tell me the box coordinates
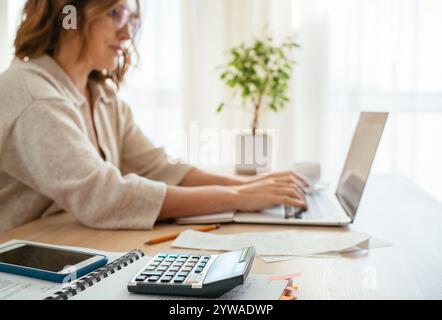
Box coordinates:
[216,102,225,113]
[218,33,299,113]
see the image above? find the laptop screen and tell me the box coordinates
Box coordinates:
[335,112,388,221]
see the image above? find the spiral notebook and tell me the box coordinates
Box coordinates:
[0,240,288,300]
[44,249,146,300]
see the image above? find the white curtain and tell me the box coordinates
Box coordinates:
[293,0,442,200]
[0,0,8,72]
[0,0,25,72]
[175,0,442,200]
[120,0,184,159]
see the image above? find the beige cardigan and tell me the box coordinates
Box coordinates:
[0,55,194,233]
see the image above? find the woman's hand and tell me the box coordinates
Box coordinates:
[242,170,309,197]
[160,170,309,220]
[232,171,309,212]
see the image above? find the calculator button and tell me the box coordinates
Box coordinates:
[165,258,175,263]
[158,254,167,258]
[203,256,210,260]
[168,255,178,259]
[174,276,186,283]
[145,266,156,271]
[157,266,168,272]
[161,276,173,283]
[150,262,160,267]
[162,262,172,267]
[135,275,147,282]
[174,262,184,267]
[169,267,180,272]
[195,267,203,274]
[182,267,192,272]
[177,272,189,277]
[179,255,189,258]
[164,272,177,277]
[186,262,196,267]
[148,276,160,282]
[142,271,163,277]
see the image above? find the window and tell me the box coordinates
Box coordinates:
[120,0,184,158]
[292,0,442,200]
[0,0,25,72]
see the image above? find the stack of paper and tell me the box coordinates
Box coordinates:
[171,230,391,263]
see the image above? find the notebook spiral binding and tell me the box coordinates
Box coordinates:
[44,249,145,300]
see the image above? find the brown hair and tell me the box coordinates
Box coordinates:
[14,0,140,88]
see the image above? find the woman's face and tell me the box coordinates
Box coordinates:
[87,0,139,71]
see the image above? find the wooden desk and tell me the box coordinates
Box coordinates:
[1,175,441,299]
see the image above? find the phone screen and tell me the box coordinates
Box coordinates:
[0,245,95,272]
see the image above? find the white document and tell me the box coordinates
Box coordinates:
[258,237,391,263]
[0,272,62,300]
[172,230,390,257]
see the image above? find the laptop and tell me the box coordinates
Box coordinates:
[233,112,389,226]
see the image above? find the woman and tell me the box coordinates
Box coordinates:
[0,0,307,233]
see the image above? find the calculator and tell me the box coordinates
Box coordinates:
[127,246,255,298]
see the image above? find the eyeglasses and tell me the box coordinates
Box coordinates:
[108,5,140,36]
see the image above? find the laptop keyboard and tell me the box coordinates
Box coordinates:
[294,193,338,220]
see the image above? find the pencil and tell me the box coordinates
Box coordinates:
[144,224,220,245]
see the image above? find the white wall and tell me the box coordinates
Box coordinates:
[0,0,9,72]
[0,0,25,73]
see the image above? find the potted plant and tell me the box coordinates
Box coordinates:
[217,35,299,174]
